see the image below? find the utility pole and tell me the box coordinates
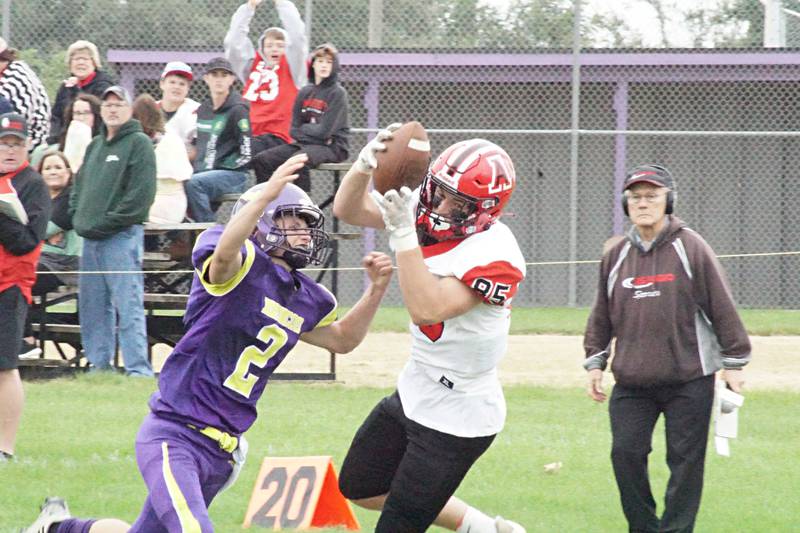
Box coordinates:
[763,0,786,47]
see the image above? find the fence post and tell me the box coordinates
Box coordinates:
[368,0,383,48]
[568,0,582,307]
[305,0,313,50]
[2,0,11,42]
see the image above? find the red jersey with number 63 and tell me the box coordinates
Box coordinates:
[243,53,298,141]
[411,221,525,375]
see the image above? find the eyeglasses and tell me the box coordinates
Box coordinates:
[73,110,93,116]
[101,103,128,110]
[627,192,667,204]
[0,142,25,151]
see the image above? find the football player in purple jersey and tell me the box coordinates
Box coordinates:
[22,153,394,533]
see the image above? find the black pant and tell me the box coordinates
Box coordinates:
[23,264,64,338]
[338,391,495,532]
[609,375,715,533]
[251,133,287,157]
[251,142,346,192]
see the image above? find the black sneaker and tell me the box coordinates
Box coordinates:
[18,340,42,360]
[0,451,14,462]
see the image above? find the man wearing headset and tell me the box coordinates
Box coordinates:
[583,164,751,533]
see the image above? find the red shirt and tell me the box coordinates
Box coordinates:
[241,53,298,141]
[0,162,43,303]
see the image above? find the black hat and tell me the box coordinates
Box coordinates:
[0,112,28,139]
[204,57,235,76]
[101,85,132,105]
[623,164,675,190]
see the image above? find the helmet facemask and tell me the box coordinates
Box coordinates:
[416,171,498,244]
[255,204,330,269]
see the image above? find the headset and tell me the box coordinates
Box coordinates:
[621,164,676,217]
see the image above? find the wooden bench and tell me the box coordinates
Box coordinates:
[28,292,191,365]
[215,162,353,207]
[27,291,339,381]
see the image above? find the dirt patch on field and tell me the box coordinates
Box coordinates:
[58,334,796,392]
[250,334,799,391]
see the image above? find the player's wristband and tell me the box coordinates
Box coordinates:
[389,226,418,252]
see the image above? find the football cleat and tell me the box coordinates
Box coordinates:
[22,497,71,533]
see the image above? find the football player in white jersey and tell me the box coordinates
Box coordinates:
[333,127,527,533]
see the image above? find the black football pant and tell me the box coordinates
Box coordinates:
[251,142,346,192]
[338,391,495,532]
[609,375,715,533]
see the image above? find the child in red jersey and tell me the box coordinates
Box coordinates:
[224,0,308,156]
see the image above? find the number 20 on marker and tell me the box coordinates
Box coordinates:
[243,456,359,530]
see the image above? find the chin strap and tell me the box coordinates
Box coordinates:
[281,247,312,269]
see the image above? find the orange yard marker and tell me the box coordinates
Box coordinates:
[243,456,359,530]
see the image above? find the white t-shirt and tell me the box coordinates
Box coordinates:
[397,221,526,438]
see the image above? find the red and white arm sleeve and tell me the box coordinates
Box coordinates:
[460,261,524,306]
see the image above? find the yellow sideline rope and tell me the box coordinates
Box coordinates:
[34,250,800,276]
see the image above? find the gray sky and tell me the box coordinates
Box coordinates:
[482,0,739,47]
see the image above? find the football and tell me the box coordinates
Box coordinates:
[373,121,431,194]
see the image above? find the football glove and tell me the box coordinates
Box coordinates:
[354,123,402,175]
[375,186,418,252]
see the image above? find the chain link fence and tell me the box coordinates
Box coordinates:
[2,0,798,308]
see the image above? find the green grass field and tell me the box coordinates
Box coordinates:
[361,307,800,336]
[47,303,800,335]
[3,375,799,532]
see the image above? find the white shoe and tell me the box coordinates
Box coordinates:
[18,341,42,360]
[495,516,526,533]
[22,497,71,533]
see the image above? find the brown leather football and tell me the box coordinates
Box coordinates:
[373,121,431,194]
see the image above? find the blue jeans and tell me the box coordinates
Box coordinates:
[78,225,153,377]
[185,169,248,222]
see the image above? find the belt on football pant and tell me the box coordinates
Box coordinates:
[186,424,238,454]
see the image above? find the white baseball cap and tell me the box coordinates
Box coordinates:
[160,61,193,81]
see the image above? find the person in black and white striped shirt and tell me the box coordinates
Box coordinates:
[0,38,50,152]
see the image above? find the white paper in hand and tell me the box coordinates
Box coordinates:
[0,179,28,224]
[713,381,745,456]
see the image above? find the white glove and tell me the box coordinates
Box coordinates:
[219,435,248,493]
[354,123,402,175]
[374,186,418,252]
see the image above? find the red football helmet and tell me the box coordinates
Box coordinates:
[416,139,515,243]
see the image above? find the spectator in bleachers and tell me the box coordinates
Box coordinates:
[48,40,114,146]
[132,94,193,224]
[0,113,51,461]
[70,86,155,377]
[225,0,307,156]
[20,151,82,359]
[157,61,200,159]
[185,57,251,222]
[55,93,102,172]
[30,93,101,170]
[0,38,51,152]
[252,43,349,192]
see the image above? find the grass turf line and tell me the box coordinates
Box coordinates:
[43,304,800,335]
[2,375,799,531]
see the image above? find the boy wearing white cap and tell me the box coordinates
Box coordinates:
[158,61,200,159]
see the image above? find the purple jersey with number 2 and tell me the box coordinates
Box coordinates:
[149,226,337,436]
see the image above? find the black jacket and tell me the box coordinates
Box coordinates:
[290,50,349,156]
[194,91,252,172]
[0,164,50,255]
[48,69,115,144]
